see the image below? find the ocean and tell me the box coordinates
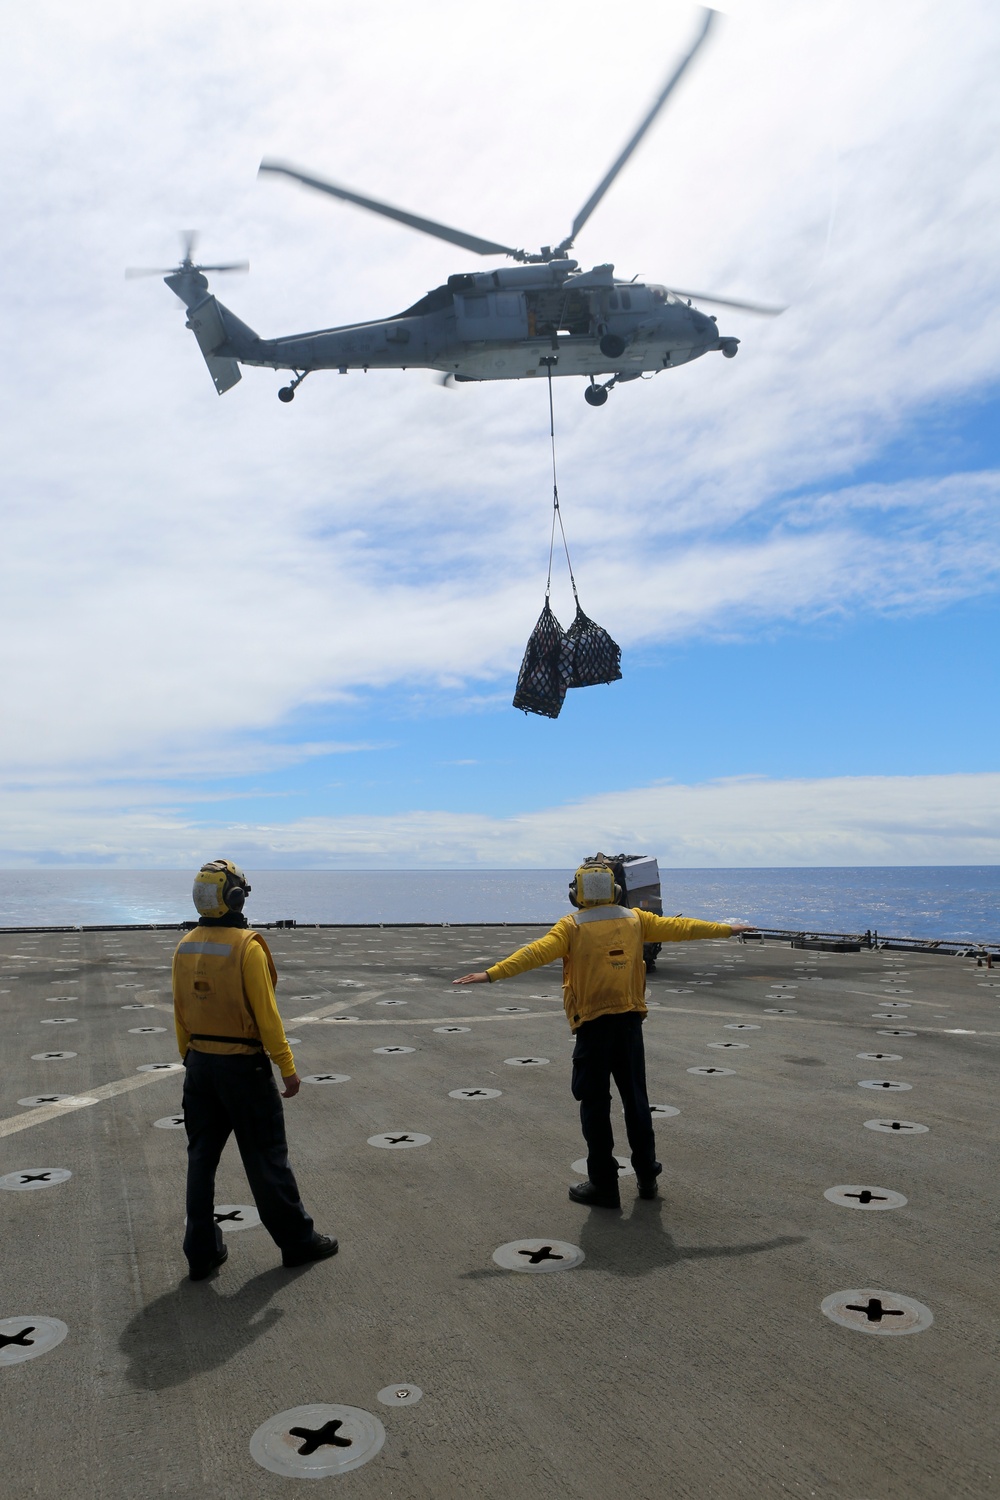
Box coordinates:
[0,867,996,940]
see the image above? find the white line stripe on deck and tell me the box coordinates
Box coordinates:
[0,1071,171,1139]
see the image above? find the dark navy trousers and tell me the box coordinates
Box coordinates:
[182,1050,314,1266]
[570,1012,659,1191]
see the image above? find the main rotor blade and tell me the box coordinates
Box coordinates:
[669,286,786,316]
[196,261,250,273]
[259,159,523,259]
[558,7,717,254]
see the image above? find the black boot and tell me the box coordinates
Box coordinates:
[188,1244,229,1281]
[569,1180,621,1209]
[282,1233,339,1268]
[636,1161,663,1200]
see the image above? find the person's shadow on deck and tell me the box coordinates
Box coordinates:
[119,1265,309,1390]
[575,1196,805,1276]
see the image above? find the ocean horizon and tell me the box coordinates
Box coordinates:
[0,866,996,941]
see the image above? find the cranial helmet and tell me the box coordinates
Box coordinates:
[193,859,251,919]
[568,861,621,910]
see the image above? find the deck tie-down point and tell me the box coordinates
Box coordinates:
[518,1245,564,1265]
[846,1297,904,1324]
[289,1419,352,1455]
[0,1327,35,1350]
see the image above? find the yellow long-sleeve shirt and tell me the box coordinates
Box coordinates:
[487,907,733,1030]
[173,936,296,1077]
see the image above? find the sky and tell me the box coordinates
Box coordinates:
[2,0,999,868]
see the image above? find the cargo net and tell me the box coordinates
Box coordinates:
[513,368,622,719]
[566,602,622,688]
[512,601,575,719]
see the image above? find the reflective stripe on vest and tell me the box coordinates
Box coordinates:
[173,926,271,1055]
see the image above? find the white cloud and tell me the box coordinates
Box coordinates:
[1,772,998,869]
[1,1,999,792]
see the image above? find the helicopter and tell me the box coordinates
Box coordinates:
[130,8,782,408]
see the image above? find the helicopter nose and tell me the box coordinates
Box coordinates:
[691,308,716,336]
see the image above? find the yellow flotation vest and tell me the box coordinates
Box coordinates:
[173,926,277,1056]
[563,905,648,1029]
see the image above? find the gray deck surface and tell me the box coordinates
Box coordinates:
[0,924,997,1498]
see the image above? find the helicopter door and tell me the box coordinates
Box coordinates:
[455,292,528,342]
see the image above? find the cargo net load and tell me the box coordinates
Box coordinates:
[513,367,622,719]
[584,851,664,971]
[513,602,621,719]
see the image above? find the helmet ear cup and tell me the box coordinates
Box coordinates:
[225,883,246,913]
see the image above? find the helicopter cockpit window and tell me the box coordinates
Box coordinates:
[609,291,620,309]
[650,285,667,304]
[620,290,632,310]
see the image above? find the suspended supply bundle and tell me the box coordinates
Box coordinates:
[565,601,622,689]
[511,599,575,720]
[513,368,622,719]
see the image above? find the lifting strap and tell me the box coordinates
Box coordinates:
[545,363,578,606]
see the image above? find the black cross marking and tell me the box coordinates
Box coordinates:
[515,1058,537,1064]
[386,1135,413,1144]
[289,1420,352,1456]
[36,1097,61,1104]
[463,1090,487,1096]
[844,1190,887,1205]
[315,1075,335,1081]
[702,1068,721,1074]
[517,1245,564,1265]
[384,1047,405,1053]
[845,1297,904,1323]
[20,1173,52,1183]
[888,1121,914,1131]
[214,1210,243,1223]
[0,1326,35,1350]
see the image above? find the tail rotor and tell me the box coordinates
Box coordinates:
[125,231,249,280]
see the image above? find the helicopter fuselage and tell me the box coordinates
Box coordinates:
[168,259,737,397]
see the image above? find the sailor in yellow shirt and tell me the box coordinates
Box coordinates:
[172,860,338,1279]
[454,861,755,1209]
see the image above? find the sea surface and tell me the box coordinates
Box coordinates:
[0,867,997,940]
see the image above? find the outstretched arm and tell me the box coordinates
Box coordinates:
[638,912,757,943]
[452,916,574,986]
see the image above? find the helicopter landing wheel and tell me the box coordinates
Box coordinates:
[277,386,295,402]
[584,384,609,407]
